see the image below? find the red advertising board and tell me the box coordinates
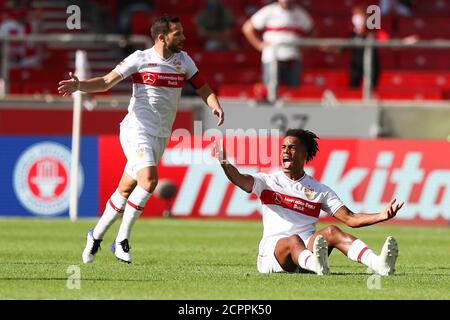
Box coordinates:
[99,136,450,224]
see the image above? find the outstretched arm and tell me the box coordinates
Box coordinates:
[333,198,404,228]
[58,70,123,96]
[214,140,253,193]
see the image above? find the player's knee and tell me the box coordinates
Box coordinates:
[324,225,343,242]
[118,185,134,198]
[288,235,303,250]
[139,177,158,193]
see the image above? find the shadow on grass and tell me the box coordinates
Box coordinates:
[205,262,252,267]
[0,277,159,282]
[0,261,64,265]
[326,272,374,276]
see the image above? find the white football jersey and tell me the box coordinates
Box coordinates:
[114,47,198,137]
[251,3,314,63]
[251,171,344,240]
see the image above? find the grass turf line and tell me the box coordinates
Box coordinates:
[0,218,448,299]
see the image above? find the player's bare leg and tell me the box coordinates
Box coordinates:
[117,171,138,198]
[307,225,398,276]
[274,234,329,275]
[82,172,136,264]
[307,225,356,256]
[113,166,158,263]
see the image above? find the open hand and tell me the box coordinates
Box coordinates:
[58,72,80,96]
[380,198,404,222]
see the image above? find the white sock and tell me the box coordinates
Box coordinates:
[347,239,378,270]
[116,186,151,242]
[93,189,127,240]
[298,250,317,273]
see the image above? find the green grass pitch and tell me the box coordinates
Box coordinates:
[0,218,449,299]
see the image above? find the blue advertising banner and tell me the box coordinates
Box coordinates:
[0,136,98,217]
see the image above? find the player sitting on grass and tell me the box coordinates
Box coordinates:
[214,129,404,275]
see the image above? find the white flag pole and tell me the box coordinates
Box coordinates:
[69,50,89,222]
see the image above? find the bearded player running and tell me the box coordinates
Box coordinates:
[58,15,224,264]
[215,129,404,275]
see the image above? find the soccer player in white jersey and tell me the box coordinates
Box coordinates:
[215,129,404,275]
[58,16,225,264]
[242,0,316,88]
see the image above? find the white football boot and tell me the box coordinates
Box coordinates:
[375,236,398,276]
[82,229,102,264]
[312,235,330,275]
[112,239,132,264]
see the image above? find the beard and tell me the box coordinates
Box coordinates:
[166,41,182,53]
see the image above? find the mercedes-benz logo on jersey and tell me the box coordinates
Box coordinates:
[274,192,283,205]
[143,73,157,84]
[13,142,84,216]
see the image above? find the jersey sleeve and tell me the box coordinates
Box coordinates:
[300,7,314,33]
[113,50,142,79]
[184,53,199,80]
[249,172,268,197]
[321,187,345,216]
[250,5,270,30]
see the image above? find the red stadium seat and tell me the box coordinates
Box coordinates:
[397,50,449,70]
[279,86,363,100]
[302,70,349,87]
[131,11,152,35]
[442,90,450,100]
[191,49,261,70]
[315,16,352,38]
[376,88,442,100]
[152,0,200,13]
[303,51,350,69]
[298,0,354,16]
[278,86,323,100]
[397,17,450,39]
[218,84,257,99]
[413,0,450,16]
[378,50,396,69]
[202,68,260,91]
[380,71,450,89]
[6,0,446,101]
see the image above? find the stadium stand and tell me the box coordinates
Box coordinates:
[1,0,450,101]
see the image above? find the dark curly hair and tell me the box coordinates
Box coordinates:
[285,129,319,163]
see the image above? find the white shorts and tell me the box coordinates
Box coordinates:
[257,233,314,274]
[119,126,169,180]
